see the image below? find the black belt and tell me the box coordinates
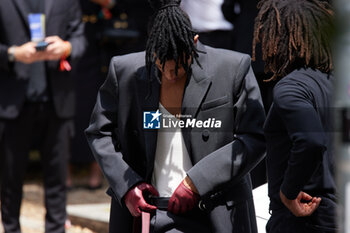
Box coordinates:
[146,196,170,210]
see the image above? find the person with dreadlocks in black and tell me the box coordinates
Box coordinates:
[86,0,266,232]
[253,0,336,232]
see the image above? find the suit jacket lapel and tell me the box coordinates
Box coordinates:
[137,43,211,176]
[181,42,212,159]
[182,42,211,118]
[136,66,160,180]
[13,0,30,29]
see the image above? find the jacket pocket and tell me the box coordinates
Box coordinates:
[201,95,229,111]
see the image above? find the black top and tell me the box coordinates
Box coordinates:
[264,68,336,210]
[26,0,49,102]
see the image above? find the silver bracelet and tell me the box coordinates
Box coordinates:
[8,46,17,62]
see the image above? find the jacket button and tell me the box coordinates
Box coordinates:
[202,130,210,141]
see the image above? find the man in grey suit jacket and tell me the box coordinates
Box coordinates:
[86,0,265,232]
[0,0,85,232]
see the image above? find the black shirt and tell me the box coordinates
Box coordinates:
[264,68,336,210]
[26,0,49,102]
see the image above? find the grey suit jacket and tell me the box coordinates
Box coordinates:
[86,42,266,232]
[0,0,86,119]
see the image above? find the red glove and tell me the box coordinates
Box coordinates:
[124,183,159,217]
[168,181,200,215]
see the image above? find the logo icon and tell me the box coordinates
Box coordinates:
[143,110,162,129]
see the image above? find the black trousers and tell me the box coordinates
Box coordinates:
[0,102,72,233]
[267,197,337,233]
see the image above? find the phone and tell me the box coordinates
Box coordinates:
[35,41,49,51]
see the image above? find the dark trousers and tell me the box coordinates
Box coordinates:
[267,197,337,233]
[0,120,4,190]
[0,102,72,233]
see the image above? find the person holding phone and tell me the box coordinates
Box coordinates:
[0,0,86,232]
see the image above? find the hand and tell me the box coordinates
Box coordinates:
[280,190,321,217]
[12,42,45,64]
[44,36,71,61]
[124,183,159,217]
[168,177,200,215]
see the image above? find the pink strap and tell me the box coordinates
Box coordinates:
[141,211,151,233]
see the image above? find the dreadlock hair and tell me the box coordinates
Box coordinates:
[146,0,200,82]
[252,0,334,81]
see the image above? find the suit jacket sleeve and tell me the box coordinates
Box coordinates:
[85,57,144,204]
[65,0,86,62]
[274,79,327,200]
[187,55,266,197]
[0,44,10,72]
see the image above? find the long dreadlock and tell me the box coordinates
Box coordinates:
[252,0,334,81]
[146,0,200,82]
